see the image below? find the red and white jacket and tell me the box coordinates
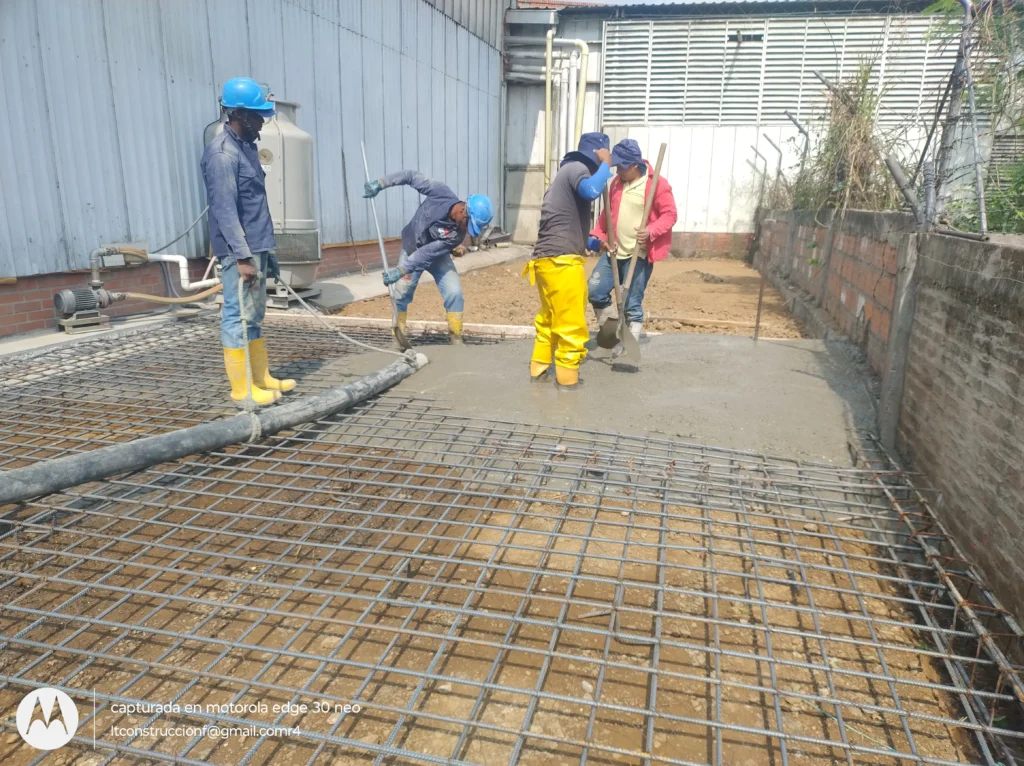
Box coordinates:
[590,161,678,262]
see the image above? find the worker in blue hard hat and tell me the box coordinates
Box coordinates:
[364,172,493,345]
[202,76,294,406]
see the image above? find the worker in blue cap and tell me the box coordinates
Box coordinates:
[202,76,294,406]
[587,138,677,339]
[364,173,493,345]
[524,132,612,388]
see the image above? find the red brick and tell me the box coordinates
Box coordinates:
[12,319,49,333]
[23,308,56,322]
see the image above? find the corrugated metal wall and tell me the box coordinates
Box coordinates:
[602,15,958,128]
[0,0,506,278]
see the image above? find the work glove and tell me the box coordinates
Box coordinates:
[363,179,383,199]
[586,236,603,254]
[266,253,281,282]
[382,266,405,286]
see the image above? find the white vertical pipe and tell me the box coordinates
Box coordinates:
[567,51,578,153]
[559,61,570,160]
[544,29,554,189]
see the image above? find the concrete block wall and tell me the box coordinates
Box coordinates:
[898,233,1024,618]
[670,232,753,260]
[758,210,1024,620]
[759,209,913,376]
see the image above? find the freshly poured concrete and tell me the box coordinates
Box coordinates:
[340,333,876,465]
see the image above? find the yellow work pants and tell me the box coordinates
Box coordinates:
[523,255,588,371]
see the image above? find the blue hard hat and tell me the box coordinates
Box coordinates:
[220,77,276,118]
[466,194,494,238]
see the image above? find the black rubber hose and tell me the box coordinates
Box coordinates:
[0,351,428,508]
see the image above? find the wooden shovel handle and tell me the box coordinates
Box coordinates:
[604,188,624,309]
[623,142,666,292]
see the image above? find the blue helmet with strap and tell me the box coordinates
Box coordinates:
[466,194,494,238]
[220,77,276,118]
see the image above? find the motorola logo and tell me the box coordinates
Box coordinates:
[16,688,79,750]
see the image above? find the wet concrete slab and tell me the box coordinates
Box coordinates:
[339,333,876,466]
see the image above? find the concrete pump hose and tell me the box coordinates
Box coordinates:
[123,284,223,304]
[0,350,429,508]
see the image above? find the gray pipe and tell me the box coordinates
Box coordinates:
[0,352,428,507]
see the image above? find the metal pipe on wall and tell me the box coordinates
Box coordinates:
[543,35,590,188]
[507,74,546,83]
[555,38,589,145]
[567,51,578,154]
[559,61,570,159]
[508,64,547,75]
[544,28,554,188]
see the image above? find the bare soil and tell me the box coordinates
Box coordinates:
[337,257,804,339]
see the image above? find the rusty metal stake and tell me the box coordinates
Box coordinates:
[754,274,766,341]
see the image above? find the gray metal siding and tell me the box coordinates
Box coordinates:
[0,0,505,278]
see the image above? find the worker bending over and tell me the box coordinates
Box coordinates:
[202,76,294,405]
[526,132,612,388]
[587,138,677,339]
[364,172,493,344]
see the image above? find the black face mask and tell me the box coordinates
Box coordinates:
[233,111,262,143]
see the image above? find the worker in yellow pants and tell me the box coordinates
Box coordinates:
[523,256,589,386]
[525,132,612,388]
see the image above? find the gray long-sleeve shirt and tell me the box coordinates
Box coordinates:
[381,170,463,274]
[201,124,276,268]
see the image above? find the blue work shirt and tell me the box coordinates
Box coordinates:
[201,123,276,268]
[381,170,464,275]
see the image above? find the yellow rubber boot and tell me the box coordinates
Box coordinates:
[447,311,464,345]
[248,338,296,392]
[223,347,280,405]
[555,365,580,388]
[530,360,551,382]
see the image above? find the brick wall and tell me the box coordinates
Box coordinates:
[759,209,912,376]
[0,260,209,339]
[897,233,1024,619]
[757,211,1024,620]
[318,239,403,279]
[669,232,753,259]
[0,239,405,340]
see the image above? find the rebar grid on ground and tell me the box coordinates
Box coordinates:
[0,321,1021,765]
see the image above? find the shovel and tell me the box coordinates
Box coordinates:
[360,141,411,351]
[595,190,641,367]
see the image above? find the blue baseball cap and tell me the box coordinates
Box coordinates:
[611,138,644,169]
[562,132,610,173]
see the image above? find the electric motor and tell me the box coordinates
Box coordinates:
[54,288,114,317]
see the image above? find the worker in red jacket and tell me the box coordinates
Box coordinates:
[587,139,678,338]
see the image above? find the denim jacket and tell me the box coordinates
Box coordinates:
[201,124,276,268]
[381,170,464,275]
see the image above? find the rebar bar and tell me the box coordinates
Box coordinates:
[0,320,1021,765]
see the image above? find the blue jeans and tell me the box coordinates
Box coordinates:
[220,251,268,348]
[392,251,464,313]
[588,254,654,323]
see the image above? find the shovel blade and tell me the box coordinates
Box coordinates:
[393,325,411,351]
[596,317,619,349]
[614,322,642,368]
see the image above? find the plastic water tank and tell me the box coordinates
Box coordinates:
[204,100,319,288]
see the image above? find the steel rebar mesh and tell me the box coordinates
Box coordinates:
[0,314,493,471]
[0,320,1022,765]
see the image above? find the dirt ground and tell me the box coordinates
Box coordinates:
[337,257,804,339]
